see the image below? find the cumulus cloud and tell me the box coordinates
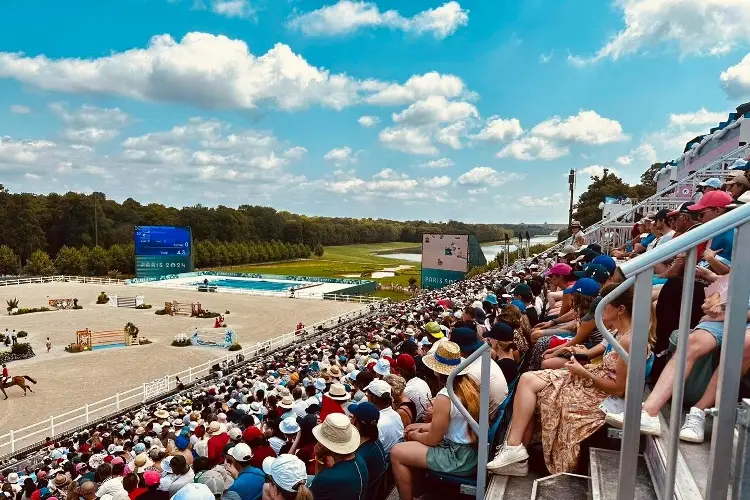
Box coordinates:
[364,71,469,106]
[50,103,130,144]
[530,110,628,145]
[379,126,438,155]
[721,53,750,99]
[435,120,469,149]
[419,157,453,168]
[60,128,120,144]
[324,146,358,165]
[578,165,620,178]
[10,105,30,114]
[669,108,728,128]
[570,0,750,65]
[358,115,379,127]
[473,116,523,142]
[392,96,478,126]
[287,1,468,39]
[518,193,565,207]
[210,0,255,19]
[422,175,452,188]
[456,166,525,187]
[496,136,569,161]
[616,142,657,166]
[283,146,307,159]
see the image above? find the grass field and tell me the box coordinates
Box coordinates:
[213,242,422,301]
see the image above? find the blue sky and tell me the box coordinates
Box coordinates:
[1,0,750,223]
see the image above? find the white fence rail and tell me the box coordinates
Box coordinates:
[0,303,379,457]
[0,275,127,286]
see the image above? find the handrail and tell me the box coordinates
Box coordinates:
[445,343,491,500]
[619,203,750,277]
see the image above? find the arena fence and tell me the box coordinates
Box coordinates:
[0,276,127,286]
[0,302,382,457]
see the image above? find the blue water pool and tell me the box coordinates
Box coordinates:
[194,278,302,292]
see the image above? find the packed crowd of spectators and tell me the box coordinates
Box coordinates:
[1,167,748,499]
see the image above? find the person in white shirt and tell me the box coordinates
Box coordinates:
[364,379,404,452]
[649,209,675,250]
[451,327,509,419]
[395,354,432,422]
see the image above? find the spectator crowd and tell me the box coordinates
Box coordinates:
[1,168,749,500]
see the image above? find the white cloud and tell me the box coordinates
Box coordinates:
[287,1,468,39]
[419,157,453,168]
[571,0,750,65]
[365,71,468,106]
[0,136,56,165]
[358,115,379,127]
[530,110,628,145]
[211,0,255,19]
[373,168,407,180]
[539,52,553,64]
[283,146,307,159]
[392,96,478,126]
[423,175,452,188]
[518,193,565,207]
[473,116,523,142]
[616,155,633,166]
[456,166,525,187]
[61,127,119,144]
[617,142,658,166]
[669,108,727,128]
[379,126,438,155]
[324,146,358,165]
[721,53,750,99]
[496,136,569,161]
[435,120,468,149]
[50,103,130,128]
[10,105,30,114]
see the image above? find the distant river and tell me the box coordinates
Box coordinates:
[378,236,557,263]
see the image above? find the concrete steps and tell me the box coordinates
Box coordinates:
[589,448,656,500]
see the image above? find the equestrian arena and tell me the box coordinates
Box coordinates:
[0,281,362,440]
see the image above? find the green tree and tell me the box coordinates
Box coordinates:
[313,243,324,258]
[23,249,56,276]
[54,246,88,275]
[88,246,111,276]
[107,243,130,273]
[0,245,20,275]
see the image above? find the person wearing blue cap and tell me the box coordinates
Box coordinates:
[349,401,388,494]
[589,255,616,274]
[573,264,610,285]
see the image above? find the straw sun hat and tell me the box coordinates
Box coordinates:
[422,341,469,376]
[312,413,360,455]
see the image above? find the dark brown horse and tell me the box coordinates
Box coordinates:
[1,375,37,399]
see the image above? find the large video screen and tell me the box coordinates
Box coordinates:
[421,234,469,273]
[134,226,193,278]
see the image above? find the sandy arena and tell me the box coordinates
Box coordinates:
[0,282,362,437]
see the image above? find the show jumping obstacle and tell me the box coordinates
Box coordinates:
[109,295,144,308]
[164,301,204,316]
[76,328,137,350]
[48,298,73,309]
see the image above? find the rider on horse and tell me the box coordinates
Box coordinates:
[2,364,8,385]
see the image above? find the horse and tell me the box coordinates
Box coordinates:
[1,375,37,399]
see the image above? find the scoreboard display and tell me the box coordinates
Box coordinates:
[134,226,194,278]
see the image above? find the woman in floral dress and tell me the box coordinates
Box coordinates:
[487,283,652,476]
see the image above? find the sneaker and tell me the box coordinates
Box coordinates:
[605,409,661,436]
[679,407,705,443]
[486,443,529,476]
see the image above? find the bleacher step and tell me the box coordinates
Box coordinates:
[589,448,656,500]
[485,473,540,500]
[530,473,589,500]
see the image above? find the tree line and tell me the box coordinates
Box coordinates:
[0,240,321,277]
[0,185,515,265]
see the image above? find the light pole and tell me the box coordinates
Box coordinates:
[568,169,575,231]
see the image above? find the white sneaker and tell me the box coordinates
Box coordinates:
[486,443,529,476]
[679,407,705,443]
[605,409,661,436]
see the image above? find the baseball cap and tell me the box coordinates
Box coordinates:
[347,401,380,423]
[396,354,415,372]
[545,262,572,277]
[590,254,616,273]
[667,202,692,217]
[194,470,225,496]
[425,321,444,339]
[450,327,484,354]
[653,208,671,221]
[557,245,576,257]
[563,278,601,297]
[688,190,733,211]
[698,178,723,189]
[227,443,253,462]
[512,283,532,296]
[242,426,261,443]
[143,470,161,487]
[726,175,750,189]
[483,322,514,342]
[365,379,392,398]
[262,455,307,494]
[574,264,610,284]
[172,483,214,500]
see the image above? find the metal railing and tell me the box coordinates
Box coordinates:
[594,203,750,499]
[0,303,378,457]
[445,343,492,500]
[544,143,750,257]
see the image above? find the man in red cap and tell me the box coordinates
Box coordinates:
[395,354,432,422]
[688,190,734,276]
[242,426,276,470]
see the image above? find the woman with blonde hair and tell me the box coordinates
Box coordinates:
[390,341,480,500]
[497,304,529,355]
[261,455,313,500]
[488,284,651,475]
[384,374,416,427]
